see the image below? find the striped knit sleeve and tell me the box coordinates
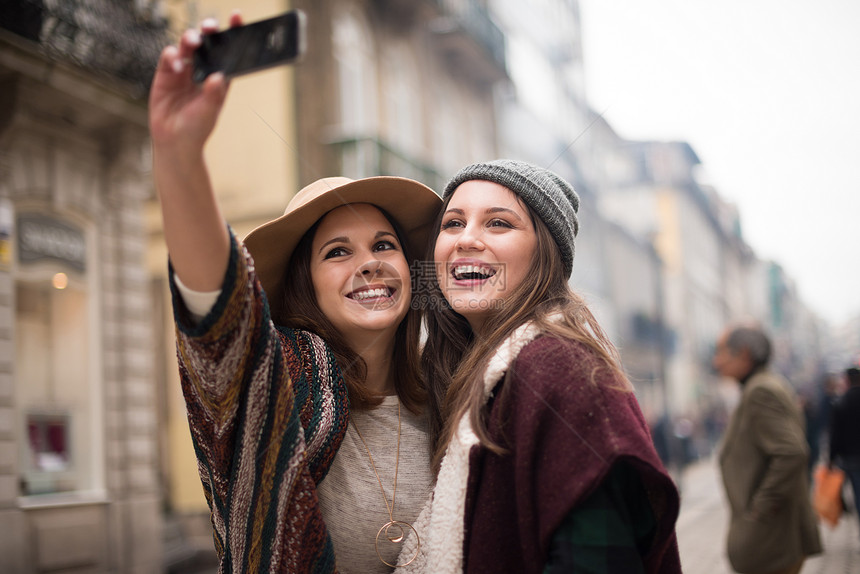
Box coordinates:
[170,230,339,573]
[277,327,350,484]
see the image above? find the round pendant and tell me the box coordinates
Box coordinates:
[385,522,405,543]
[375,520,420,567]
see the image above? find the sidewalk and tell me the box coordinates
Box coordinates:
[676,457,859,574]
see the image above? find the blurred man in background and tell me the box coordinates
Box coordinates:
[713,324,821,574]
[829,366,860,544]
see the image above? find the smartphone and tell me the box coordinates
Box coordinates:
[192,10,306,83]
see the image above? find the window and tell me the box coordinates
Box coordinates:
[333,8,379,177]
[384,45,422,159]
[15,212,99,497]
[333,8,378,136]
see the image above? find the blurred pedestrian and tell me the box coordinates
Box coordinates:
[651,413,673,468]
[829,366,860,542]
[818,373,843,456]
[712,325,822,574]
[799,383,821,478]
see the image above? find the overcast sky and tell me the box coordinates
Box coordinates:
[578,0,860,326]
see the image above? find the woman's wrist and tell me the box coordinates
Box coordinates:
[153,142,207,172]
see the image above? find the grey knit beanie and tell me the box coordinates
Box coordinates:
[443,159,580,276]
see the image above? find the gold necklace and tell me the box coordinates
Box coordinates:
[351,399,421,567]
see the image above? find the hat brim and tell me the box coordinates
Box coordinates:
[243,176,441,315]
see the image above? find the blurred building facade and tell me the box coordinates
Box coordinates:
[0,1,168,572]
[827,315,860,370]
[483,0,832,464]
[291,0,506,188]
[598,141,730,418]
[486,0,676,426]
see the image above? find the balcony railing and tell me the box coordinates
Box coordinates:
[429,0,507,79]
[325,135,444,194]
[1,0,169,95]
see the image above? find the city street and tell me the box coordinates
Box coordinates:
[677,457,859,574]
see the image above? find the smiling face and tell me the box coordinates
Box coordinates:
[434,180,538,333]
[310,203,411,346]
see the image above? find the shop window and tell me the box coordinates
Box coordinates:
[15,212,98,498]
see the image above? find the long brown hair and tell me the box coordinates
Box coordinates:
[422,193,630,470]
[275,207,425,414]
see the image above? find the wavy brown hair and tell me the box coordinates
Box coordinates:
[422,193,630,470]
[275,207,425,414]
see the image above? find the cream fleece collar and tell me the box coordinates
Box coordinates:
[395,320,546,573]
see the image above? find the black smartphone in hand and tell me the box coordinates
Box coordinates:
[192,10,306,83]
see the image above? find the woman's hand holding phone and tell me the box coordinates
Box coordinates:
[149,13,243,152]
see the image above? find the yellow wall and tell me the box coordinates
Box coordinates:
[655,189,681,273]
[152,0,299,512]
[196,0,300,230]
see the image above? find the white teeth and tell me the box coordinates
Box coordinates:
[352,287,390,300]
[452,264,495,280]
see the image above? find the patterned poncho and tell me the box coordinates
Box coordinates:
[172,235,349,573]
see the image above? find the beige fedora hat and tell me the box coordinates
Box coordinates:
[243,175,441,315]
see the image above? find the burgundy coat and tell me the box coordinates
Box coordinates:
[462,336,682,574]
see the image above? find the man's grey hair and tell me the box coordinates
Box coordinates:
[725,326,772,369]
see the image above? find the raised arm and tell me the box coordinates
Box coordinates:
[149,15,242,291]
